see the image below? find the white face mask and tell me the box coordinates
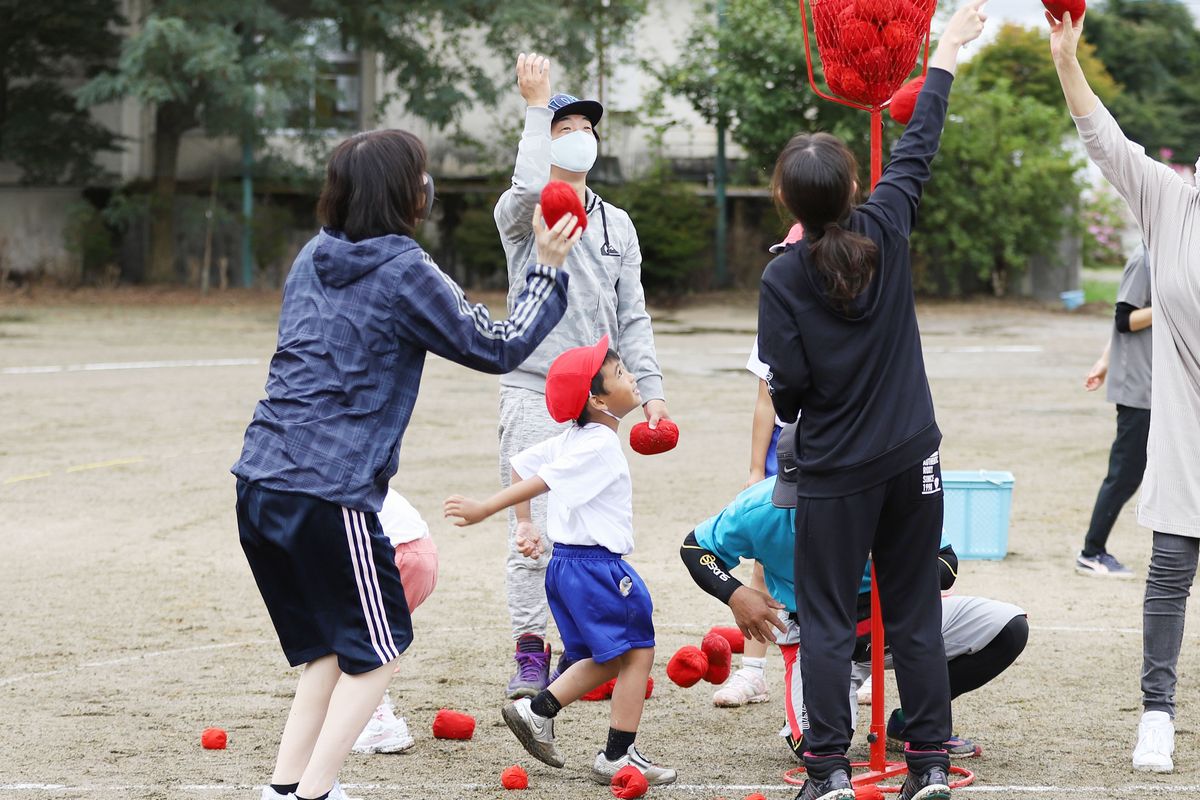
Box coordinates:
[550,130,598,174]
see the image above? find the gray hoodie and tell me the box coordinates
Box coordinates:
[494,106,665,402]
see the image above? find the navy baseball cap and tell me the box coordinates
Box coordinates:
[771,422,799,509]
[548,93,603,128]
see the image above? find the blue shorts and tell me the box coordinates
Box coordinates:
[545,544,655,664]
[236,480,413,674]
[765,425,782,478]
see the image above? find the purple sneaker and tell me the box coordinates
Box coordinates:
[548,653,576,685]
[507,634,550,699]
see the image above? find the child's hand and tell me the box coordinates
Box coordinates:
[515,520,544,558]
[443,495,488,526]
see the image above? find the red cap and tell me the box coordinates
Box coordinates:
[545,335,611,423]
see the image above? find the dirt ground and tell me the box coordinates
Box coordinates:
[1,290,1195,800]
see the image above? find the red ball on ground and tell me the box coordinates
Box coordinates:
[705,660,732,685]
[701,631,733,684]
[855,785,887,800]
[501,765,529,790]
[745,794,770,800]
[888,76,925,125]
[539,180,588,233]
[644,676,654,699]
[630,419,679,455]
[432,708,476,739]
[666,645,709,688]
[708,626,745,654]
[582,678,617,701]
[1042,0,1085,21]
[201,727,227,750]
[611,765,649,799]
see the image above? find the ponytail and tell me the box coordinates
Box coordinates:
[771,132,878,309]
[809,221,877,306]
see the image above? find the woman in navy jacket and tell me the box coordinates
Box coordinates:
[756,5,987,800]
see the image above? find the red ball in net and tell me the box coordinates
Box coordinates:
[841,19,882,53]
[501,765,529,790]
[201,727,227,750]
[856,0,899,26]
[540,180,587,233]
[826,64,870,104]
[630,419,679,455]
[611,765,649,799]
[888,75,925,125]
[666,645,709,688]
[1043,0,1084,20]
[432,709,476,739]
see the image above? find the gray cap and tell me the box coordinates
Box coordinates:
[771,422,799,508]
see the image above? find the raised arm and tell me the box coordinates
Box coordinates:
[1051,13,1188,237]
[613,225,668,424]
[494,54,554,246]
[865,0,988,235]
[402,207,581,373]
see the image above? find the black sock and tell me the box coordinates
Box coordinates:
[605,727,637,761]
[270,784,299,796]
[530,689,562,719]
[948,615,1029,700]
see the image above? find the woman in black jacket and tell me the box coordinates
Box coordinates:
[757,4,987,799]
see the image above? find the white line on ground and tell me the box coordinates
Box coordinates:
[1,783,1197,795]
[2,358,261,375]
[923,345,1043,354]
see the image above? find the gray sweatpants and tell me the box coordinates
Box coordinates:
[498,386,569,639]
[1142,530,1200,717]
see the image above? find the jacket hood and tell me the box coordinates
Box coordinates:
[312,228,418,288]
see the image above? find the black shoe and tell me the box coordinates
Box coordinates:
[897,765,951,800]
[794,768,855,800]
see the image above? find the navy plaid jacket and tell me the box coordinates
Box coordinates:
[232,228,569,511]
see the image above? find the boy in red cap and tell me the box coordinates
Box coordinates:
[443,337,674,787]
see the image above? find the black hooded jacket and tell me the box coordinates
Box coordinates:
[757,68,954,498]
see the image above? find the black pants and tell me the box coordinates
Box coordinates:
[1082,405,1151,557]
[796,456,950,777]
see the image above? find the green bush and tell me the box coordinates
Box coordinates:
[603,170,713,292]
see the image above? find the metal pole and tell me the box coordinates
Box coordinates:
[714,0,729,287]
[241,139,254,288]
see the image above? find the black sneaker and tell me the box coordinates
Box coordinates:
[794,768,855,800]
[897,765,951,800]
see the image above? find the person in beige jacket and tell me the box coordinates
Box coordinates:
[1050,9,1200,775]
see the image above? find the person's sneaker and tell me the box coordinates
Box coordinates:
[501,697,564,768]
[857,674,873,705]
[328,781,361,800]
[259,789,292,800]
[792,768,855,800]
[897,765,951,800]
[507,634,551,699]
[1076,551,1134,578]
[712,667,769,707]
[886,710,980,758]
[547,652,575,685]
[590,744,678,786]
[352,697,415,754]
[1132,710,1175,772]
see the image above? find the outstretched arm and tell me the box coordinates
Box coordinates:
[444,473,550,527]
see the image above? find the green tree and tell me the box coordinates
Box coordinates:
[1083,0,1200,157]
[654,0,868,178]
[79,0,647,283]
[960,23,1119,121]
[910,78,1084,296]
[0,1,123,184]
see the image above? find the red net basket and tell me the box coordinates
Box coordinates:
[810,0,936,107]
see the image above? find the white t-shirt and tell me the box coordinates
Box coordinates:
[747,339,787,428]
[377,488,430,547]
[509,423,635,555]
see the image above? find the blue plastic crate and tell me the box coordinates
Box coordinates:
[942,470,1014,560]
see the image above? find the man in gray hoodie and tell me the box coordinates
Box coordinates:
[494,52,669,698]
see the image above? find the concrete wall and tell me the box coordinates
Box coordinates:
[0,188,83,279]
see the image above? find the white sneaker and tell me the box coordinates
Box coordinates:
[352,698,415,754]
[259,789,291,800]
[1132,710,1175,772]
[259,780,359,800]
[857,674,873,705]
[328,781,361,800]
[712,667,769,707]
[502,697,564,768]
[590,745,678,786]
